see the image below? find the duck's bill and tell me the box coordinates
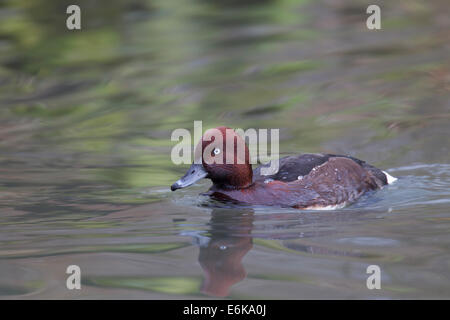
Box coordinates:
[171,163,208,191]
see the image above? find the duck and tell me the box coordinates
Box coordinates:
[170,126,397,209]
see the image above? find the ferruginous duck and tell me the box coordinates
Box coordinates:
[170,126,396,209]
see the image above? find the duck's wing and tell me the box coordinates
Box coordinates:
[253,153,388,185]
[253,154,331,183]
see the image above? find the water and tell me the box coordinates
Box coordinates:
[0,0,449,299]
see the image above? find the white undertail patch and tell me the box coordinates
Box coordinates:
[382,171,398,184]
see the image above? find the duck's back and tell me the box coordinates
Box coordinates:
[253,153,388,186]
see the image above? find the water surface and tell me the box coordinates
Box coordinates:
[0,0,449,299]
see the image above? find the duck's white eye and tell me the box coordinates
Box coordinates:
[213,148,221,155]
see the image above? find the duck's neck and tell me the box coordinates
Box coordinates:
[210,163,253,190]
[211,180,253,191]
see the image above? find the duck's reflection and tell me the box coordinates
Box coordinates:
[197,208,254,297]
[179,206,382,297]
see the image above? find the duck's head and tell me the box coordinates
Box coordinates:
[171,126,253,191]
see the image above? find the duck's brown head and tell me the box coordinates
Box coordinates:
[171,126,253,191]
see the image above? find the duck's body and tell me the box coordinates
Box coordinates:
[171,127,396,209]
[209,154,389,209]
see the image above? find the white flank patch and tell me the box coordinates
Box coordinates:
[304,202,348,210]
[382,171,398,184]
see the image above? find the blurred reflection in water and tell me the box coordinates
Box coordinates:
[196,209,253,297]
[192,207,386,297]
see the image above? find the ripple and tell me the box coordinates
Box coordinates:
[337,237,400,247]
